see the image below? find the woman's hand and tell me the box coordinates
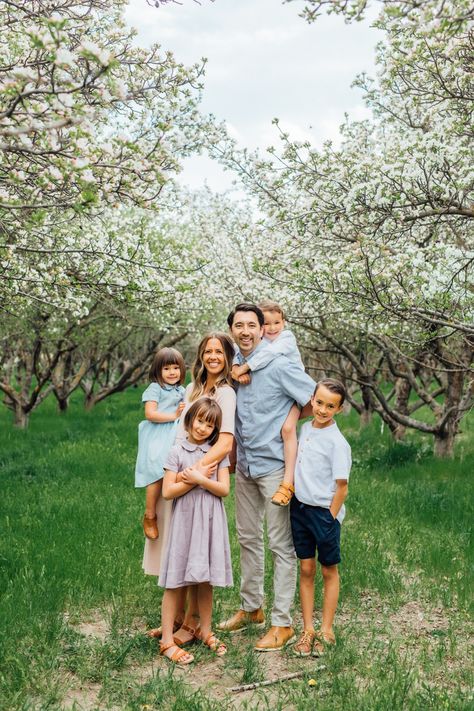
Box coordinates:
[181,466,205,486]
[196,460,217,478]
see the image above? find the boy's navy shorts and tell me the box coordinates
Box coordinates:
[290,496,341,566]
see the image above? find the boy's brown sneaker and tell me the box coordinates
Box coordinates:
[143,514,159,540]
[217,608,265,634]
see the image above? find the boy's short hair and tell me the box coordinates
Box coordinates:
[227,302,264,328]
[313,378,346,406]
[149,347,186,386]
[258,300,285,319]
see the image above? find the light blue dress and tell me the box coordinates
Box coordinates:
[135,382,185,488]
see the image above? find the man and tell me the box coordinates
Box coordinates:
[219,303,316,651]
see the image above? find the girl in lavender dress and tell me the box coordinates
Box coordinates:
[159,398,233,665]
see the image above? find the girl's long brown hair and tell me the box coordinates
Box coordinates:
[189,332,235,402]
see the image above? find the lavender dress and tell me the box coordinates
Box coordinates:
[158,439,233,589]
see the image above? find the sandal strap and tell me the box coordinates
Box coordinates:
[278,482,295,493]
[180,623,196,635]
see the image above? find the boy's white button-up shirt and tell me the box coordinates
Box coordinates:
[294,420,351,523]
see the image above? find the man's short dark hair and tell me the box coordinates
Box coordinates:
[227,303,265,328]
[313,378,346,406]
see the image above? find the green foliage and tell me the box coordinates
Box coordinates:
[0,391,472,709]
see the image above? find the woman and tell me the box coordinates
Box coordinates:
[144,332,236,642]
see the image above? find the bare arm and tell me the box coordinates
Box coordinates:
[182,466,230,498]
[330,480,348,519]
[145,400,185,424]
[300,400,313,419]
[162,468,195,500]
[199,432,234,466]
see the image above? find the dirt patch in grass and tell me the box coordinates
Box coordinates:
[59,592,472,710]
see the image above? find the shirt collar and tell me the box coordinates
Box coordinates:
[181,438,211,452]
[162,383,180,391]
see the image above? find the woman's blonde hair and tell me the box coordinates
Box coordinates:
[190,332,235,401]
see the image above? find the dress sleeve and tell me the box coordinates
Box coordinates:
[141,382,162,403]
[248,331,300,371]
[217,454,231,470]
[233,343,242,366]
[164,444,181,472]
[215,386,236,435]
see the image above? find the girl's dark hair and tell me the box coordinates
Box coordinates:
[149,347,186,386]
[313,378,346,406]
[184,397,222,446]
[190,332,235,401]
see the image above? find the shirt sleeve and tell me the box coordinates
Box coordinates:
[233,343,243,366]
[164,444,181,472]
[217,454,231,470]
[276,357,316,407]
[141,382,162,403]
[248,331,301,372]
[331,438,351,481]
[215,386,236,435]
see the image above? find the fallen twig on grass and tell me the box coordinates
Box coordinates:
[230,667,326,693]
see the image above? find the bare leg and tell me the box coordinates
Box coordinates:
[271,404,299,506]
[299,558,316,631]
[145,480,162,519]
[197,582,226,655]
[281,404,300,486]
[197,583,213,641]
[320,564,339,640]
[173,586,199,644]
[160,588,193,663]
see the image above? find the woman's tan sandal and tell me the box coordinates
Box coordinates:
[201,631,227,656]
[312,631,336,657]
[271,482,295,507]
[160,641,194,665]
[293,630,316,657]
[173,623,198,646]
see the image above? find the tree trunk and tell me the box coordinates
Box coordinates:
[392,376,411,441]
[434,430,455,458]
[13,406,29,428]
[359,385,372,427]
[56,396,70,413]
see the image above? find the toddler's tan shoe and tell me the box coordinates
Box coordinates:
[143,514,159,540]
[254,625,295,652]
[217,608,265,634]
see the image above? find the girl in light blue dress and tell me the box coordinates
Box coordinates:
[135,347,186,540]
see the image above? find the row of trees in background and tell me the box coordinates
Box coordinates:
[1,0,472,456]
[207,0,473,456]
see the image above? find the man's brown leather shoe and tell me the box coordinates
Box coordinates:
[217,608,265,634]
[254,625,295,652]
[143,514,159,540]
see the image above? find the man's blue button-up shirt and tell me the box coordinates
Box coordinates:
[235,341,316,478]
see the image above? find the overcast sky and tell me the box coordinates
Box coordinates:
[125,0,382,191]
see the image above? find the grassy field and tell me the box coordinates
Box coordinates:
[0,389,472,710]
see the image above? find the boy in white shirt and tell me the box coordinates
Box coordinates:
[290,379,351,657]
[231,300,304,506]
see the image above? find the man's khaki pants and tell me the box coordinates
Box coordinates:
[235,468,297,627]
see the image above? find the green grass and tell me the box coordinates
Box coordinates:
[0,390,473,710]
